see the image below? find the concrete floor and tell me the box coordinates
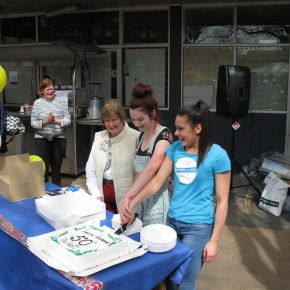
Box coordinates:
[197,172,290,290]
[61,171,290,290]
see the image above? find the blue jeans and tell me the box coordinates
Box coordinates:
[166,216,213,290]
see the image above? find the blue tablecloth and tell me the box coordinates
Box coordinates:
[0,185,193,290]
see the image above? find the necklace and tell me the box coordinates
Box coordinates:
[104,140,112,171]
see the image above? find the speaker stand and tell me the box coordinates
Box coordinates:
[230,118,262,195]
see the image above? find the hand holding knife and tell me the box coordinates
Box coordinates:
[114,213,139,235]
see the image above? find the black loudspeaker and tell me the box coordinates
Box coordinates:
[216,65,251,118]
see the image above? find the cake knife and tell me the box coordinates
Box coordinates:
[114,213,138,235]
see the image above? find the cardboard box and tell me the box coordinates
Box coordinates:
[0,153,45,202]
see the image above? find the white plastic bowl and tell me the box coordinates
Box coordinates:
[140,224,177,253]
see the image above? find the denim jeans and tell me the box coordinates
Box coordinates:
[166,216,213,290]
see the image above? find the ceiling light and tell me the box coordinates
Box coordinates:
[45,4,77,18]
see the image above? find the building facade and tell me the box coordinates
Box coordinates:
[0,2,289,165]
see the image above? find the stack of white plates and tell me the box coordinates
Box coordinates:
[140,224,177,253]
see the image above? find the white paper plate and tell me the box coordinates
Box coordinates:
[140,224,177,253]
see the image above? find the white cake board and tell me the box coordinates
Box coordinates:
[27,224,147,276]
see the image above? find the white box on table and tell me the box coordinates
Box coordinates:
[35,188,106,229]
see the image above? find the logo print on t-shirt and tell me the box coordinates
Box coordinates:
[175,157,197,184]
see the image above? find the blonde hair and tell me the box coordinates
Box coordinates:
[101,99,127,122]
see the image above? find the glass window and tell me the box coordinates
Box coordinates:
[40,61,74,89]
[38,11,119,45]
[123,10,168,44]
[1,17,36,43]
[237,5,290,44]
[183,46,233,108]
[123,48,168,107]
[237,47,289,111]
[183,7,233,44]
[2,61,37,104]
[87,52,118,100]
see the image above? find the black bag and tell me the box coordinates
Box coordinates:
[0,105,7,153]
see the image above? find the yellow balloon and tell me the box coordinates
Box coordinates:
[0,66,7,93]
[29,155,46,175]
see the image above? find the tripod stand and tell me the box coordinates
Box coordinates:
[230,118,262,195]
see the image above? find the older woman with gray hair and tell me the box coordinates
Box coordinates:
[86,99,140,213]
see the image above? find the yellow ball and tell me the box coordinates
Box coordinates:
[29,155,46,174]
[0,65,7,93]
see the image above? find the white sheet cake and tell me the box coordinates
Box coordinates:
[42,220,131,273]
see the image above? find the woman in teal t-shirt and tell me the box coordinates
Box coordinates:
[122,100,231,290]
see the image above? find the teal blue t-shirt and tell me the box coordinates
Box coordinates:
[166,141,231,224]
